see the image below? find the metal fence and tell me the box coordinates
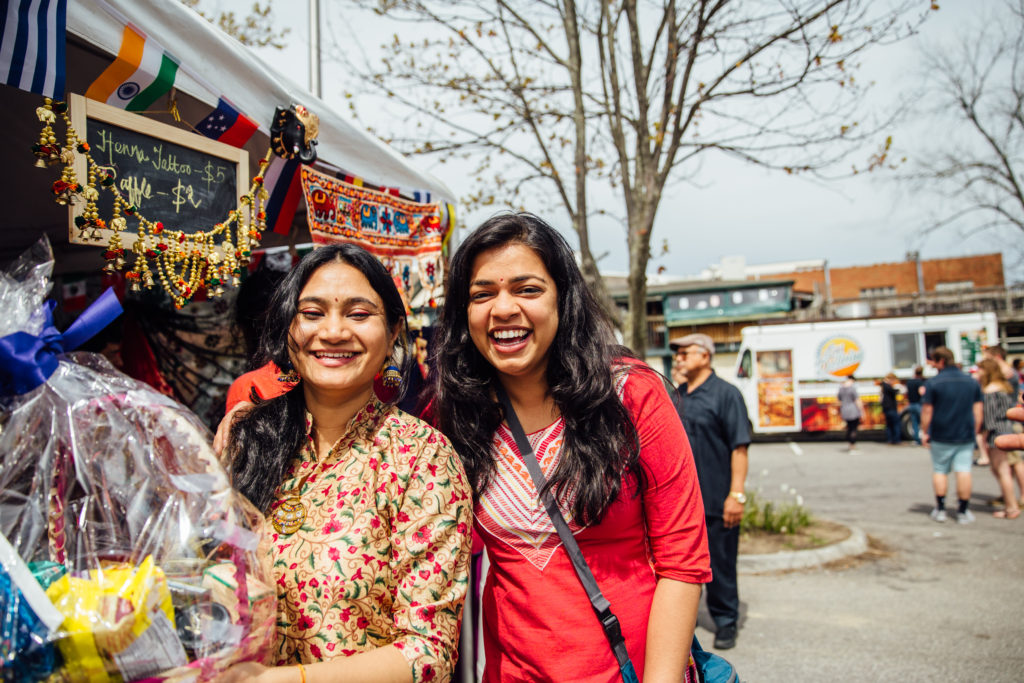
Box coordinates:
[809,286,1024,321]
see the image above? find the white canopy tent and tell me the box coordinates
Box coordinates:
[0,0,456,272]
[66,0,454,203]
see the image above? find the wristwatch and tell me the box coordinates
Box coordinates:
[729,491,747,504]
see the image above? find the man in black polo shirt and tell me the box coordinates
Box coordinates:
[670,333,750,650]
[920,346,983,524]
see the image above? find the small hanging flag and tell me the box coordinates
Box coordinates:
[0,0,67,98]
[85,24,179,111]
[61,278,87,313]
[263,156,303,235]
[195,97,259,148]
[442,202,456,248]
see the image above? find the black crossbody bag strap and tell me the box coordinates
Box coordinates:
[495,385,638,683]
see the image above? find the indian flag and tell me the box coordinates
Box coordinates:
[85,24,178,111]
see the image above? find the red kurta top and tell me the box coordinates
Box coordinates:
[475,363,711,682]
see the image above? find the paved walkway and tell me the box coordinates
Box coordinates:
[694,439,1024,681]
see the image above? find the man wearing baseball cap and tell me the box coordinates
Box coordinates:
[669,333,750,650]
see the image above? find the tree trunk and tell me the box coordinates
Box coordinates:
[563,0,619,330]
[625,208,655,354]
[622,160,660,353]
[577,238,621,330]
[625,252,647,355]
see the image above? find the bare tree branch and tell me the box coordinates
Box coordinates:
[901,0,1024,247]
[181,0,289,48]
[339,0,927,352]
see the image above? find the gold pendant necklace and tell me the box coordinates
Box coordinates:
[271,496,307,535]
[270,430,339,535]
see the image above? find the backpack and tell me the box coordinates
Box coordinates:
[689,635,740,683]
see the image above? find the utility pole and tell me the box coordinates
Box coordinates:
[309,0,322,97]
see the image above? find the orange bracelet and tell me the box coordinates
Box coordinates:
[297,663,306,683]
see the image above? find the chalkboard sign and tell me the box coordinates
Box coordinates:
[68,94,248,247]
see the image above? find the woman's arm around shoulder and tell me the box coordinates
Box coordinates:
[385,413,474,681]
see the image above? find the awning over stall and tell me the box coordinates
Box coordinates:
[66,0,453,203]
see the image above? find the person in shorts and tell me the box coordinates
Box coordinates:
[920,346,983,524]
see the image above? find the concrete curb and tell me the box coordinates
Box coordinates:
[738,524,867,574]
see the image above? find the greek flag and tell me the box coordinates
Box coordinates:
[0,0,67,98]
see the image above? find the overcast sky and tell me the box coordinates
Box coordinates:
[217,1,1019,282]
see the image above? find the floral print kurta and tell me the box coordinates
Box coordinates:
[266,398,472,681]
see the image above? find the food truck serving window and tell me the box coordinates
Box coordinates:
[738,349,752,378]
[890,332,919,370]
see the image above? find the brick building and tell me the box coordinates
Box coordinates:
[609,252,1015,375]
[760,253,1004,301]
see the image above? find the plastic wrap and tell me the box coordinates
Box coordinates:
[0,240,275,682]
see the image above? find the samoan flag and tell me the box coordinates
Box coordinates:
[263,156,303,235]
[196,97,259,148]
[0,0,67,98]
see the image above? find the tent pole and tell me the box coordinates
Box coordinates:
[309,0,322,98]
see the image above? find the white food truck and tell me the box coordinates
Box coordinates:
[733,312,998,435]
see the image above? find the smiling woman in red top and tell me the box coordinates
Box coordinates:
[430,212,710,682]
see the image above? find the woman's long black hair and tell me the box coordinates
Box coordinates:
[432,212,642,526]
[228,244,409,513]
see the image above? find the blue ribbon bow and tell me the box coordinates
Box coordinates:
[0,287,123,397]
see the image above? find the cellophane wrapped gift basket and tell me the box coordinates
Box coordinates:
[0,239,275,682]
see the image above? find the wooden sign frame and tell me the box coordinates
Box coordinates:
[67,93,249,248]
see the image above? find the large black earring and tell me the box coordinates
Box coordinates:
[278,361,300,383]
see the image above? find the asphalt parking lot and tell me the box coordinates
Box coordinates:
[694,438,1024,682]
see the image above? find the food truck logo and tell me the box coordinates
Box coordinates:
[816,336,863,377]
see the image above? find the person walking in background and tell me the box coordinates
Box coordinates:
[881,372,903,445]
[670,332,750,651]
[977,346,1018,465]
[838,375,865,454]
[983,344,1019,396]
[905,366,926,445]
[921,346,984,524]
[978,358,1023,519]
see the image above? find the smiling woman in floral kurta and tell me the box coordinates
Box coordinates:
[222,244,472,683]
[271,402,470,676]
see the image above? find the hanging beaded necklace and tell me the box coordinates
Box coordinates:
[270,433,340,535]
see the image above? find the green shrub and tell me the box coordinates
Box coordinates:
[740,490,812,535]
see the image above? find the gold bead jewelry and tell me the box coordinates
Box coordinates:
[33,97,274,307]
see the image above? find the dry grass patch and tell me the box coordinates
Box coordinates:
[739,519,851,555]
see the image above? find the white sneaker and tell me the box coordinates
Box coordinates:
[929,508,947,523]
[957,509,976,525]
